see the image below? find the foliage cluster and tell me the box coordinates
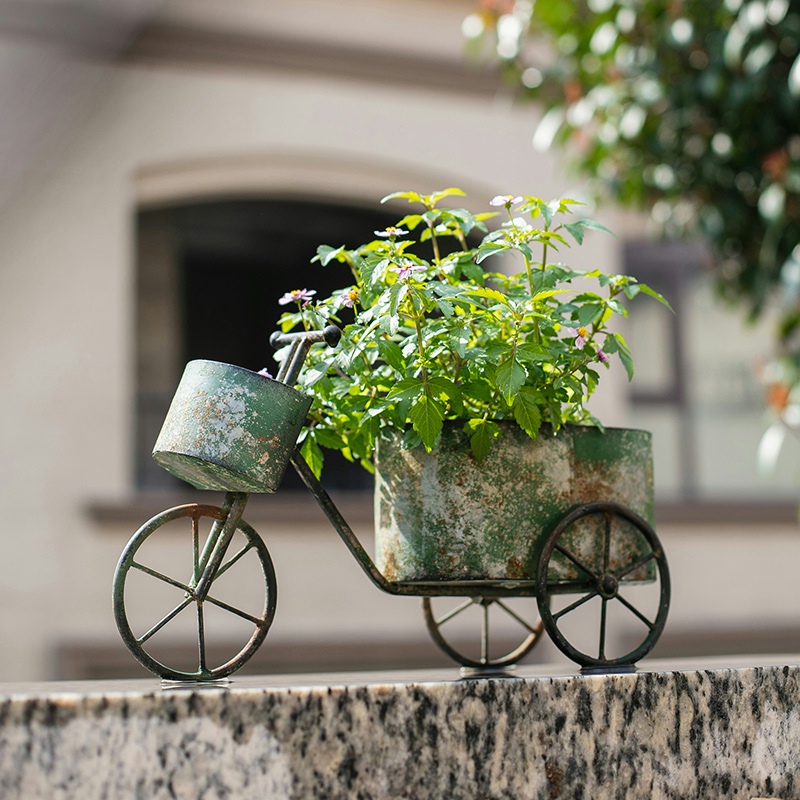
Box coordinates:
[276,189,667,476]
[464,0,800,319]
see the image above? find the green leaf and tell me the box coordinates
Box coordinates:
[387,376,424,401]
[606,298,628,317]
[389,282,408,316]
[378,340,406,373]
[410,395,444,449]
[513,388,542,438]
[475,242,510,264]
[516,343,551,362]
[381,190,422,204]
[313,428,345,450]
[464,418,501,462]
[495,355,527,403]
[429,187,466,204]
[461,286,508,306]
[313,244,346,266]
[437,298,455,317]
[300,434,324,480]
[461,379,493,403]
[563,222,585,245]
[580,218,616,237]
[427,376,461,399]
[450,324,471,358]
[638,283,674,312]
[577,302,603,326]
[611,333,634,380]
[531,289,569,303]
[461,259,486,282]
[541,200,556,228]
[396,213,425,231]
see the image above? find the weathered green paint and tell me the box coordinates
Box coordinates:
[153,360,312,492]
[374,422,655,583]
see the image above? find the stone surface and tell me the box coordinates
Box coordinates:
[0,658,799,799]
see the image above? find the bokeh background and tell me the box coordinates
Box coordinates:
[1,0,799,682]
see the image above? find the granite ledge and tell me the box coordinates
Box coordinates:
[1,657,799,800]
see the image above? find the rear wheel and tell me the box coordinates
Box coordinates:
[423,596,544,669]
[536,501,670,670]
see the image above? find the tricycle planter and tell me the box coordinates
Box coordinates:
[113,327,670,681]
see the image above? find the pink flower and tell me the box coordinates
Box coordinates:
[279,288,316,306]
[597,349,609,364]
[489,195,523,207]
[375,226,409,238]
[341,288,359,308]
[564,326,589,348]
[257,368,273,378]
[391,263,427,280]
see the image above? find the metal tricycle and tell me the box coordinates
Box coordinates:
[113,327,670,681]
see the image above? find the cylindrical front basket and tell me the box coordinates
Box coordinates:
[153,360,312,492]
[374,422,655,583]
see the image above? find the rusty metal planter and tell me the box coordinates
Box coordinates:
[375,422,654,584]
[153,360,312,492]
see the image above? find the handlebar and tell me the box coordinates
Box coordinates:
[269,325,341,386]
[269,325,341,350]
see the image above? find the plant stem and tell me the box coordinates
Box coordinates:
[524,254,542,344]
[408,287,429,383]
[428,221,441,264]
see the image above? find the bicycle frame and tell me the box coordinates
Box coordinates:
[188,325,540,601]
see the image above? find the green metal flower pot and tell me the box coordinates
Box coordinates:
[153,360,312,492]
[374,422,655,584]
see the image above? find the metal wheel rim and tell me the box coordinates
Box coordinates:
[113,504,276,681]
[423,596,544,669]
[536,501,670,669]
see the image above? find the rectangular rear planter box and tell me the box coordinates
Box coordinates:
[374,422,654,584]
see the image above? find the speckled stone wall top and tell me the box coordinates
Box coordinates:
[0,660,798,799]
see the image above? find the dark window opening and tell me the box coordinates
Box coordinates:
[136,197,401,492]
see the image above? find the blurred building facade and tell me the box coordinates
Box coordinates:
[1,0,799,682]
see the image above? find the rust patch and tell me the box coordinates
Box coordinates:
[506,556,526,579]
[382,549,399,582]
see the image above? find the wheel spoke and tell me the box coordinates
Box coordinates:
[131,561,192,593]
[198,602,207,674]
[205,593,262,625]
[552,589,599,622]
[215,542,256,580]
[617,550,657,580]
[599,598,608,661]
[480,602,489,665]
[554,544,599,581]
[192,516,200,584]
[495,599,541,635]
[615,592,655,630]
[434,598,475,626]
[137,597,194,645]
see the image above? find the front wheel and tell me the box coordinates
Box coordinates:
[113,504,277,681]
[536,501,670,671]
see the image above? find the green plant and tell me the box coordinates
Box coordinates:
[275,188,668,476]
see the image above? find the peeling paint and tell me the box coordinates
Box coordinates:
[375,422,654,583]
[153,360,312,492]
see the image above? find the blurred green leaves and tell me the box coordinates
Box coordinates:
[465,0,800,320]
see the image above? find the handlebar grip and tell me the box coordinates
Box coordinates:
[269,325,342,349]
